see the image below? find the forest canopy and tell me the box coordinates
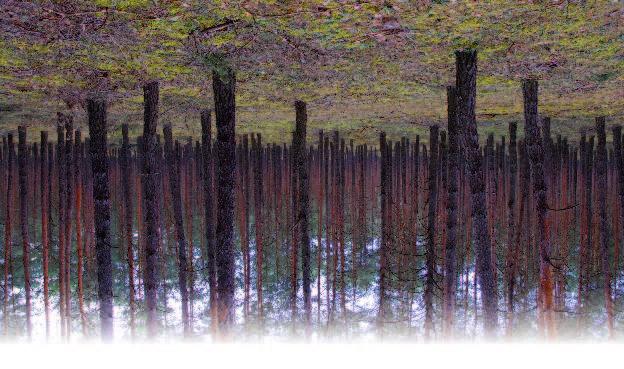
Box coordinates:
[1,0,623,142]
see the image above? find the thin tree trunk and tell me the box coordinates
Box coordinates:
[200,109,218,334]
[425,125,439,339]
[74,130,86,336]
[163,125,191,336]
[40,131,51,338]
[120,124,136,338]
[17,126,32,338]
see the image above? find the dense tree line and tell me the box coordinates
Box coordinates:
[1,51,623,342]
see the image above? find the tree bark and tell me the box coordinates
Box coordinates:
[293,100,311,326]
[522,79,553,338]
[456,50,498,334]
[86,98,114,341]
[444,86,459,338]
[213,67,237,333]
[141,81,161,338]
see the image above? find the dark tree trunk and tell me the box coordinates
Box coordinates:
[378,132,389,330]
[522,79,553,338]
[254,134,264,320]
[213,67,237,332]
[293,100,311,325]
[456,50,498,333]
[444,87,459,337]
[141,81,161,338]
[86,98,114,341]
[612,125,623,308]
[17,126,32,338]
[56,121,67,338]
[63,120,73,335]
[163,125,191,336]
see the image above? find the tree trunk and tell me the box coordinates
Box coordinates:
[213,67,237,333]
[141,81,161,338]
[86,98,114,341]
[444,86,459,338]
[456,50,498,334]
[522,79,553,338]
[17,126,32,338]
[293,100,311,326]
[40,131,51,338]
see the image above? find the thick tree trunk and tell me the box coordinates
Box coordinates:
[213,68,237,333]
[86,98,114,341]
[456,50,498,334]
[293,100,311,325]
[522,79,553,338]
[444,86,459,338]
[141,81,161,338]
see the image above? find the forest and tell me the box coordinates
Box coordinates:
[1,1,623,343]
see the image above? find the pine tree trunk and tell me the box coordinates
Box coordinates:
[456,50,498,334]
[17,126,32,338]
[522,79,554,338]
[86,98,114,341]
[40,131,51,338]
[293,100,311,325]
[444,86,459,338]
[141,81,161,338]
[213,68,237,333]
